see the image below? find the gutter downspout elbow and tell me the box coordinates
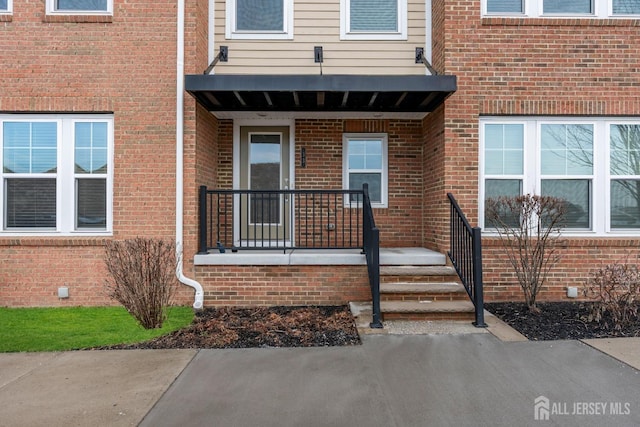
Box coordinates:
[176,0,204,310]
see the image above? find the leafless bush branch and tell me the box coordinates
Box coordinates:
[485,194,566,312]
[584,262,640,330]
[104,238,178,329]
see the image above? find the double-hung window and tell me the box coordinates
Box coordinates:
[0,0,11,14]
[1,115,113,234]
[343,134,388,207]
[480,117,640,234]
[484,0,640,16]
[226,0,294,39]
[340,0,407,40]
[46,0,112,14]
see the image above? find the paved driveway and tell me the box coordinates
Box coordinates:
[141,334,639,427]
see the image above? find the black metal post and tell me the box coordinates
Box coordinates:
[472,226,487,327]
[198,185,209,254]
[369,227,382,328]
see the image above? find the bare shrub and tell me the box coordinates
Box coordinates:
[105,238,178,329]
[485,194,566,312]
[584,262,640,330]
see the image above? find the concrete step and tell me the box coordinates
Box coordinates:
[380,265,459,283]
[380,282,467,302]
[380,300,475,322]
[380,281,465,294]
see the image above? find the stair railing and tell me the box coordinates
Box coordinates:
[362,184,382,328]
[447,193,486,327]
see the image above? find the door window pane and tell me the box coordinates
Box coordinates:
[5,179,56,228]
[541,124,593,175]
[56,0,107,10]
[541,179,590,228]
[613,0,640,14]
[543,0,592,13]
[250,134,281,224]
[487,0,523,13]
[76,179,106,229]
[236,0,283,31]
[350,0,397,31]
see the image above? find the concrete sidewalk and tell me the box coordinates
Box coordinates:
[0,335,638,427]
[0,350,196,427]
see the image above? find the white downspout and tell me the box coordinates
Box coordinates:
[176,0,204,310]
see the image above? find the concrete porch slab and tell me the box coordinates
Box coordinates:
[195,249,366,265]
[195,247,447,266]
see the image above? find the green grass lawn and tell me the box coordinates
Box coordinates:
[0,306,194,352]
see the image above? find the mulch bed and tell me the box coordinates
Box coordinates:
[101,305,361,349]
[485,301,640,341]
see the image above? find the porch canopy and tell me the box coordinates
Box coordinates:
[184,74,456,113]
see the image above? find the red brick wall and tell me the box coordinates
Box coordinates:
[441,1,640,301]
[0,0,181,306]
[197,265,370,306]
[483,238,640,302]
[214,118,425,247]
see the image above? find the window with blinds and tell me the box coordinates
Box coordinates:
[341,0,406,40]
[0,115,112,234]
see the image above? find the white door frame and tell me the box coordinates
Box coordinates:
[232,119,296,247]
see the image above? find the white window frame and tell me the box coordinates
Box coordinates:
[340,0,407,40]
[46,0,113,16]
[343,133,388,208]
[0,114,114,236]
[0,0,12,14]
[225,0,294,40]
[480,116,640,236]
[482,0,640,18]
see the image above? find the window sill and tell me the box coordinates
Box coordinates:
[44,14,113,23]
[340,33,407,41]
[226,32,293,40]
[482,17,640,27]
[0,236,110,247]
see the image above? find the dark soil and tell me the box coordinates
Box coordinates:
[485,301,640,341]
[101,305,361,349]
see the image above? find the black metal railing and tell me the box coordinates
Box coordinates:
[447,193,486,327]
[362,184,382,328]
[199,186,366,253]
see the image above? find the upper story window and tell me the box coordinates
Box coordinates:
[1,115,113,235]
[343,134,388,208]
[341,0,407,40]
[480,117,640,235]
[226,0,294,40]
[0,0,11,13]
[484,0,640,17]
[47,0,112,14]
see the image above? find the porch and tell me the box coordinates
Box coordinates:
[195,188,485,327]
